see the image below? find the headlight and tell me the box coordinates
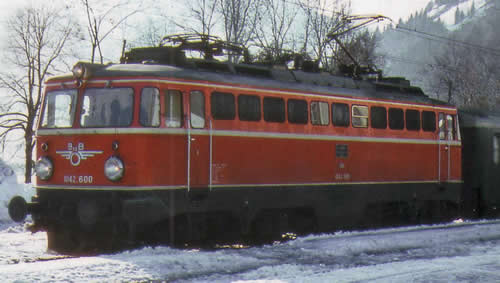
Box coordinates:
[104,156,124,182]
[35,156,53,180]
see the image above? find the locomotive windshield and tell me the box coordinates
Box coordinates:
[80,88,133,127]
[41,90,77,128]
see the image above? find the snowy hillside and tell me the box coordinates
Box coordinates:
[424,0,490,29]
[378,0,500,104]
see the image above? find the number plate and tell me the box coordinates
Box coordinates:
[63,175,94,184]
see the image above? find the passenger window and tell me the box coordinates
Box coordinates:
[190,91,205,128]
[352,105,368,128]
[406,109,420,131]
[494,135,500,165]
[439,113,446,140]
[388,108,404,130]
[165,90,182,127]
[211,92,235,120]
[422,111,436,132]
[370,106,387,129]
[238,94,261,121]
[140,88,160,127]
[311,101,329,126]
[288,99,308,124]
[332,103,349,127]
[263,97,285,122]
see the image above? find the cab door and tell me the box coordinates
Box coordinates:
[188,91,210,189]
[438,113,456,182]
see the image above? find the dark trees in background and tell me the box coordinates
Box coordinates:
[423,5,500,110]
[335,30,384,71]
[427,43,500,110]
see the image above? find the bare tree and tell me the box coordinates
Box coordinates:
[426,43,500,110]
[0,5,74,183]
[80,0,141,63]
[254,0,298,64]
[133,18,175,47]
[335,30,384,70]
[298,0,351,70]
[185,0,219,36]
[219,0,260,62]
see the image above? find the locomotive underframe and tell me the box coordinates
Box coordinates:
[30,182,461,252]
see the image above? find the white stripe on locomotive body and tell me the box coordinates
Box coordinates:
[37,128,462,147]
[36,179,464,191]
[45,78,457,112]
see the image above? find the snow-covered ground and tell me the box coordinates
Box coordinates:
[1,220,500,282]
[0,160,33,225]
[2,161,500,282]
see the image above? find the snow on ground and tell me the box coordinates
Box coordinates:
[1,220,500,282]
[0,160,34,226]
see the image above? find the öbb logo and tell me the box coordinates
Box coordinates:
[56,142,103,166]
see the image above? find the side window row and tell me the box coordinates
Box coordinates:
[139,88,206,129]
[359,106,436,133]
[210,92,439,132]
[139,88,440,133]
[212,91,351,126]
[366,105,437,132]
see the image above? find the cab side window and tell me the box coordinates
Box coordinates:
[165,90,182,128]
[439,113,446,140]
[190,91,205,128]
[140,88,160,127]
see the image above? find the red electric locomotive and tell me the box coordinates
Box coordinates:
[9,35,465,252]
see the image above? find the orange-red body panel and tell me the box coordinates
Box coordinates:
[36,76,462,189]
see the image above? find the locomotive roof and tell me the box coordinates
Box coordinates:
[459,109,500,128]
[48,60,451,108]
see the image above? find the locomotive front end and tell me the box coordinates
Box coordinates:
[9,62,180,252]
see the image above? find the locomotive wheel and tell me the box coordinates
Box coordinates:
[47,228,117,254]
[47,229,79,254]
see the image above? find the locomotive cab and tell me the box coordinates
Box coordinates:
[9,63,191,251]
